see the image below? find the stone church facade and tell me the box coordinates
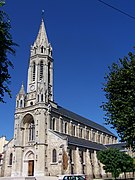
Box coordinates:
[0,18,119,178]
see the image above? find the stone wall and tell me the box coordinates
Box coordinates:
[47,130,68,176]
[0,137,8,154]
[2,139,14,177]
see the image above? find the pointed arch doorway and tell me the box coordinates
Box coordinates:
[28,160,34,176]
[23,151,35,176]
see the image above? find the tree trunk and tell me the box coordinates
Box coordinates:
[114,173,117,180]
[124,172,126,179]
[133,170,135,179]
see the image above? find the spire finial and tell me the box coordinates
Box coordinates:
[33,10,49,47]
[42,10,45,19]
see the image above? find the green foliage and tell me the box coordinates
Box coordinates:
[133,158,135,171]
[0,1,17,102]
[0,1,5,7]
[101,51,135,150]
[97,148,133,179]
[97,148,122,179]
[119,152,134,179]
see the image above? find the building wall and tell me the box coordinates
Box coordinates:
[0,136,9,176]
[2,139,14,177]
[47,130,106,179]
[47,130,68,176]
[0,137,8,154]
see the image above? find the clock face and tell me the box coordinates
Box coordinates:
[30,85,35,91]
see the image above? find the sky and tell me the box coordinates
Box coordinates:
[1,0,135,140]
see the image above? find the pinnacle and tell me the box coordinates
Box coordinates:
[34,18,49,47]
[19,82,25,95]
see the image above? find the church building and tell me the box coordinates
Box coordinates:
[0,18,119,179]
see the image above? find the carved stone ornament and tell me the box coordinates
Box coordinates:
[47,103,51,112]
[34,109,41,115]
[15,114,20,119]
[42,109,47,115]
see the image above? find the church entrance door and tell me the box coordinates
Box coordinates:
[28,160,34,176]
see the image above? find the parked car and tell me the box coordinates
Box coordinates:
[58,174,86,180]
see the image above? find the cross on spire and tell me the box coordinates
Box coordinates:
[42,10,45,19]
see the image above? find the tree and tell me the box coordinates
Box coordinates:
[0,1,17,103]
[97,148,122,179]
[101,51,135,150]
[133,158,135,178]
[97,148,133,180]
[119,152,133,179]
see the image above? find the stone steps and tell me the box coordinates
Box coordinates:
[0,177,58,180]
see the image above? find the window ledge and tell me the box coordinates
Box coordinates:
[50,162,58,165]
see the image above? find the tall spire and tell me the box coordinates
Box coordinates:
[34,18,49,48]
[27,16,53,101]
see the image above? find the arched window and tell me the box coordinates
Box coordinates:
[48,62,50,84]
[79,128,83,138]
[73,126,76,136]
[65,123,68,134]
[92,132,95,142]
[103,135,105,144]
[20,100,23,107]
[33,62,36,81]
[107,137,110,144]
[38,95,39,102]
[40,61,43,80]
[71,125,75,136]
[86,130,89,140]
[52,118,56,130]
[61,120,63,133]
[9,153,13,165]
[41,94,43,102]
[52,149,57,163]
[41,46,44,53]
[29,121,35,141]
[98,134,100,143]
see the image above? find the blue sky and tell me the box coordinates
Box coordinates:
[1,0,135,140]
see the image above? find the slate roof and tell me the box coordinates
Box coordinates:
[52,105,116,137]
[54,131,107,151]
[105,142,127,151]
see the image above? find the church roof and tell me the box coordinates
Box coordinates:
[52,105,116,137]
[34,18,49,47]
[105,142,127,150]
[54,131,107,151]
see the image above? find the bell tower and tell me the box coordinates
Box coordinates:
[12,18,54,177]
[27,18,53,103]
